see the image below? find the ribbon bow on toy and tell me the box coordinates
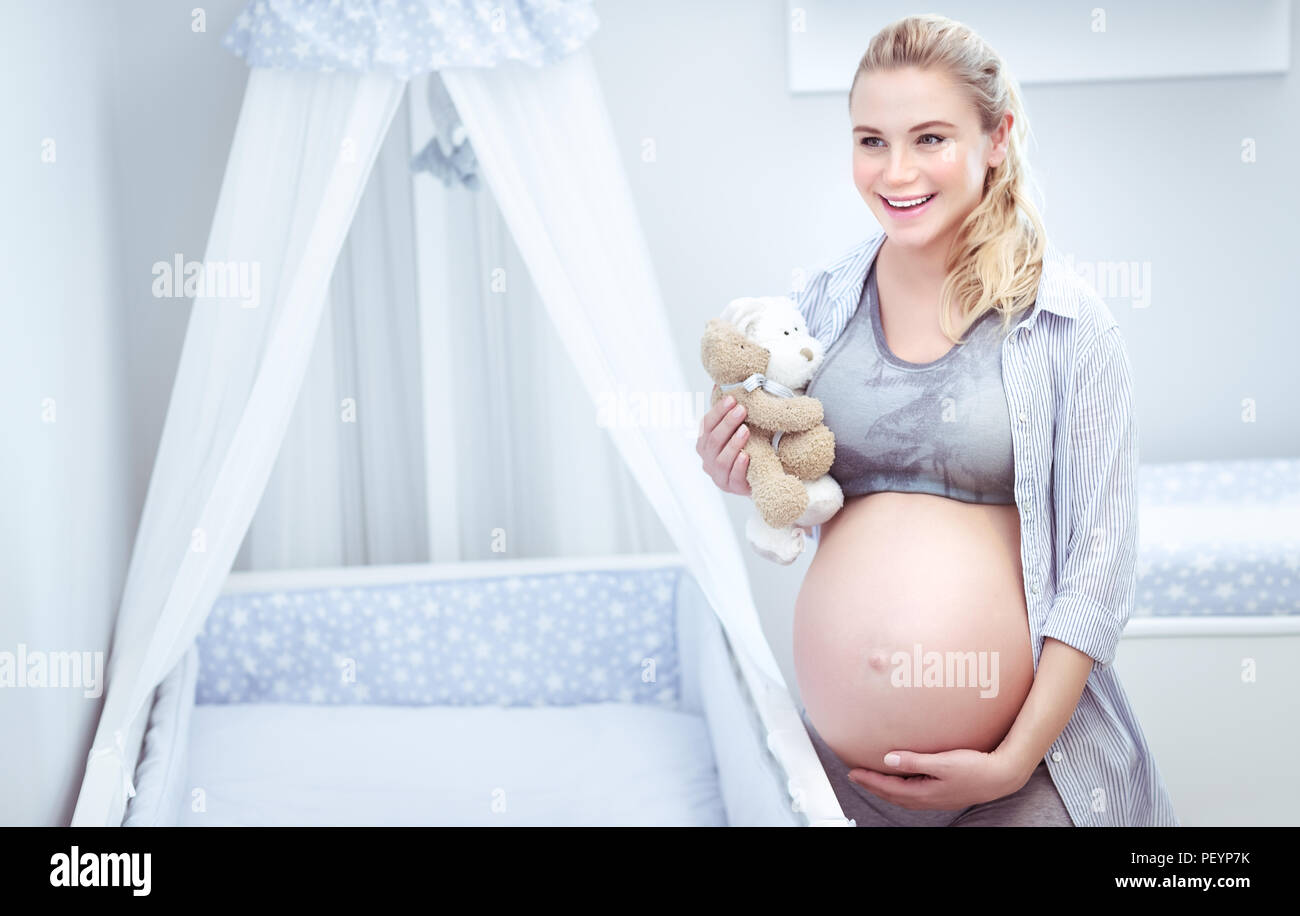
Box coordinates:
[718,372,796,399]
[718,373,795,451]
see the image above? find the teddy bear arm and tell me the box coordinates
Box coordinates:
[739,429,780,478]
[750,394,823,433]
[743,435,809,528]
[775,424,836,480]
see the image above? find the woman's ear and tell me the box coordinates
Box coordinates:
[987,110,1013,168]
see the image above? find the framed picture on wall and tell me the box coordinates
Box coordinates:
[787,0,1291,92]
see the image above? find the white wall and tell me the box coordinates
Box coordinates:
[0,0,133,825]
[109,1,250,511]
[0,0,248,826]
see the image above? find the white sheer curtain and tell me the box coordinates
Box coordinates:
[412,138,672,561]
[234,90,428,571]
[237,78,670,571]
[72,68,406,827]
[439,51,843,822]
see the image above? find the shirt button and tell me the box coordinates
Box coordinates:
[1018,409,1029,423]
[1031,583,1040,595]
[1051,751,1063,762]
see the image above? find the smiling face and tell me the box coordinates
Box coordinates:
[849,66,1010,256]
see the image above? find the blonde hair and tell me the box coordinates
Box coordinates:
[849,13,1046,343]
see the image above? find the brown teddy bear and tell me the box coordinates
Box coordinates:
[700,296,844,564]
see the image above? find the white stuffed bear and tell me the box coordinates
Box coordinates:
[716,295,844,564]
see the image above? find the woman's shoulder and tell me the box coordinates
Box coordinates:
[789,229,886,315]
[797,229,885,286]
[1038,239,1127,362]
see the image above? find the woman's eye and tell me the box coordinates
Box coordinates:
[859,134,946,147]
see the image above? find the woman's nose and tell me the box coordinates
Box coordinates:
[886,152,917,184]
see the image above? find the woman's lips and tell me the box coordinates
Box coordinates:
[879,192,937,218]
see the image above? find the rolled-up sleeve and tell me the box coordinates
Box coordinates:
[1041,324,1139,668]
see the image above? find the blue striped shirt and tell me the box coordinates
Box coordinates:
[792,229,1178,827]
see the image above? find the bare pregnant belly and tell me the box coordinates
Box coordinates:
[793,492,1034,774]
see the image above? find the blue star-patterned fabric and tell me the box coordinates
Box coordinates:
[223,0,599,77]
[195,565,684,707]
[1138,458,1300,507]
[1134,459,1300,618]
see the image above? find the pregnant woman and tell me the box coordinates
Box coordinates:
[697,15,1177,826]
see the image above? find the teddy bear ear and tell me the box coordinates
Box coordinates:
[700,318,751,374]
[721,297,767,337]
[701,317,740,351]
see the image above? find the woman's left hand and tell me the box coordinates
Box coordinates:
[847,747,1034,810]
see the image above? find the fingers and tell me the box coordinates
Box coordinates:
[701,386,732,430]
[700,392,737,441]
[726,445,751,495]
[709,398,746,457]
[716,413,750,487]
[698,393,750,491]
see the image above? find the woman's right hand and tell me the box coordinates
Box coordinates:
[698,387,751,496]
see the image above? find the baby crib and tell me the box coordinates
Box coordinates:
[122,552,820,826]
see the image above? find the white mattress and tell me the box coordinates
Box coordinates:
[182,701,727,826]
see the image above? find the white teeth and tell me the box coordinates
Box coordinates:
[884,194,934,209]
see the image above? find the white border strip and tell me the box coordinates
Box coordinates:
[220,552,687,594]
[1123,615,1300,638]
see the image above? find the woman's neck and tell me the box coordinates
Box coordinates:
[876,234,953,302]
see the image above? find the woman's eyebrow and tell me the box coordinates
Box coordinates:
[853,120,957,133]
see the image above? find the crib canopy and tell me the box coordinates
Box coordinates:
[72,0,841,827]
[224,0,599,76]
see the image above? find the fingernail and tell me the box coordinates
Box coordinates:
[724,396,735,408]
[884,753,901,767]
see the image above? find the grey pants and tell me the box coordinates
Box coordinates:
[802,708,1074,827]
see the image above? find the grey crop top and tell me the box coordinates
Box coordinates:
[804,258,1024,505]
